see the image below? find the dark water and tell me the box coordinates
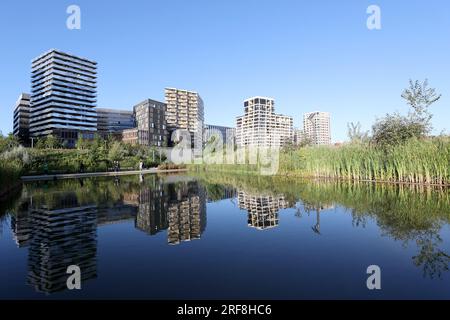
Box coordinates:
[0,173,449,299]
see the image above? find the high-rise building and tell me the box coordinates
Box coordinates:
[204,124,235,145]
[96,108,135,138]
[303,111,331,145]
[13,93,31,146]
[164,88,204,147]
[235,97,293,147]
[29,49,97,147]
[122,99,167,147]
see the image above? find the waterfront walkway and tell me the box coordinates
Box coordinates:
[21,168,188,182]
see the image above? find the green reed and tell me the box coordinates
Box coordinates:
[279,138,450,185]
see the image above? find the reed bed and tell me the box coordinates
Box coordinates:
[279,138,450,185]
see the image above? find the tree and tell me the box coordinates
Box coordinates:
[108,141,127,162]
[372,113,421,148]
[372,79,441,148]
[44,134,60,149]
[401,79,441,135]
[296,131,313,148]
[347,122,369,143]
[76,135,88,150]
[0,132,20,153]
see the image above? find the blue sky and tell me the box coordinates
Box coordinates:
[0,0,449,142]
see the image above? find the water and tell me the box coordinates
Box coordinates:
[0,173,449,299]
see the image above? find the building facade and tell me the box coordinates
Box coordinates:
[303,111,331,145]
[96,108,134,138]
[29,49,97,147]
[13,93,31,146]
[164,88,204,147]
[121,99,167,147]
[204,124,235,145]
[235,97,293,147]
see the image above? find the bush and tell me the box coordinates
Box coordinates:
[158,163,187,170]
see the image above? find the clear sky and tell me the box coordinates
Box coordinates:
[1,0,449,142]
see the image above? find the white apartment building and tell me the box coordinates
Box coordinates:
[235,97,293,148]
[164,88,204,147]
[303,111,331,145]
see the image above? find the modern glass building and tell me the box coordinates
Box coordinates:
[204,124,235,146]
[29,49,97,147]
[13,93,31,146]
[96,108,135,137]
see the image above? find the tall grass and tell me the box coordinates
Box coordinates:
[0,162,22,197]
[192,137,450,185]
[281,138,450,185]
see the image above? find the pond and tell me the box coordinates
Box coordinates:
[0,173,449,299]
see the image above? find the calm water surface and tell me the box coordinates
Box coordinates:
[0,173,449,299]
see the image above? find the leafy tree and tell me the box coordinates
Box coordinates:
[372,79,441,148]
[45,134,60,149]
[401,79,441,135]
[76,135,88,150]
[108,141,127,162]
[296,131,313,148]
[0,132,20,153]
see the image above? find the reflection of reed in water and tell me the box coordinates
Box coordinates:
[167,182,207,245]
[27,199,97,293]
[237,191,293,230]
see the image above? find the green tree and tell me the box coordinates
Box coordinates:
[372,79,441,148]
[108,141,127,162]
[76,135,88,150]
[402,79,441,135]
[0,132,20,153]
[44,134,60,149]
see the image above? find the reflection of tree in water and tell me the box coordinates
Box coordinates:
[303,202,332,235]
[0,214,6,237]
[197,173,450,279]
[412,231,450,279]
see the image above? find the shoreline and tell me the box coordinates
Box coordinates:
[189,167,450,187]
[21,168,188,182]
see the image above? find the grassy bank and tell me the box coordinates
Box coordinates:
[191,137,450,185]
[0,162,23,198]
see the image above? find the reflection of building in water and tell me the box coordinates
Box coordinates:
[238,191,293,230]
[9,192,98,294]
[206,185,237,202]
[27,194,98,293]
[167,182,207,245]
[10,204,32,247]
[135,184,169,235]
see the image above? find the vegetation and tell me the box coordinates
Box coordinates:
[0,133,27,197]
[23,137,167,175]
[0,132,169,196]
[278,136,450,185]
[194,172,450,278]
[194,79,450,185]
